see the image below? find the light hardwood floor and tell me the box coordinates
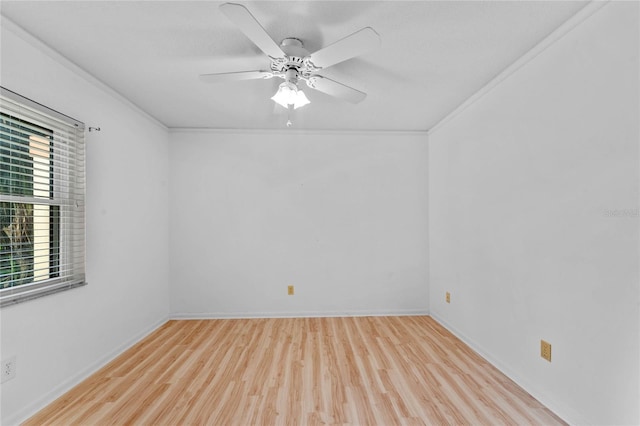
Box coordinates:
[25,316,566,425]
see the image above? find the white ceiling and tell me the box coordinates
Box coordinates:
[1,1,587,131]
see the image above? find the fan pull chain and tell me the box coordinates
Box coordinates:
[286,105,293,127]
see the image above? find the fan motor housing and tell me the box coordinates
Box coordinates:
[270,38,317,80]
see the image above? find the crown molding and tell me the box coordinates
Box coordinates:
[428,0,610,136]
[0,15,167,132]
[169,127,428,137]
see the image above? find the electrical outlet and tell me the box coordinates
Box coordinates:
[540,340,552,362]
[288,285,294,296]
[446,292,451,303]
[1,357,16,383]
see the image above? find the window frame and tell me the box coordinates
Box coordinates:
[0,87,86,307]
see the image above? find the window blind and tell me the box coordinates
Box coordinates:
[0,87,86,307]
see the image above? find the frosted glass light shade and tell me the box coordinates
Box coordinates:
[271,82,310,109]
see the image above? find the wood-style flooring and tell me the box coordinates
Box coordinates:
[24,316,566,425]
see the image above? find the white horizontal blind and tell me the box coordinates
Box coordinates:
[0,87,86,307]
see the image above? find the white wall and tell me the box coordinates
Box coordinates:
[428,2,639,425]
[0,20,170,425]
[169,130,428,317]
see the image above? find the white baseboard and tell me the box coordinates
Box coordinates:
[430,313,588,426]
[5,316,170,426]
[170,308,429,320]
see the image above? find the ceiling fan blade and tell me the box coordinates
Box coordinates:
[220,3,285,59]
[309,27,380,69]
[199,70,274,83]
[306,75,367,104]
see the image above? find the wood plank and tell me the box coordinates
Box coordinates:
[23,316,566,425]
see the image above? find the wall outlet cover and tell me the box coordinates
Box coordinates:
[540,340,552,362]
[1,356,17,383]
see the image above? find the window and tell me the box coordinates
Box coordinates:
[0,87,86,307]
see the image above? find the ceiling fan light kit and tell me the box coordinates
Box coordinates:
[270,59,310,109]
[271,81,310,110]
[200,3,381,122]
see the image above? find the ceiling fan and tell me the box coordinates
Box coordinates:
[200,2,381,112]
